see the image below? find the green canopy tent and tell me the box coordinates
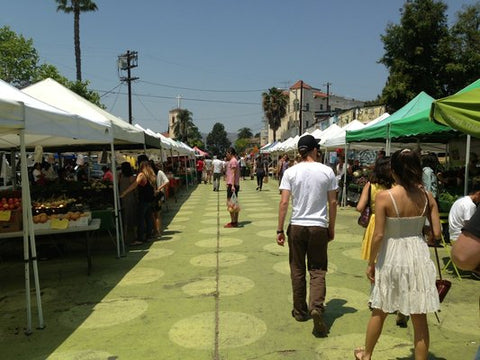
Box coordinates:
[346,91,456,153]
[430,79,480,139]
[430,78,480,194]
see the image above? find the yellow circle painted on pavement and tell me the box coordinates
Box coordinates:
[142,248,175,260]
[263,242,288,255]
[199,226,240,234]
[273,261,337,275]
[36,350,115,360]
[246,212,277,219]
[190,253,247,267]
[117,267,165,286]
[196,237,243,248]
[437,301,480,335]
[315,333,411,359]
[169,311,266,349]
[342,247,363,260]
[251,220,278,227]
[59,298,148,329]
[182,275,254,296]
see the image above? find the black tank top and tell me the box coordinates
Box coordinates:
[138,181,154,202]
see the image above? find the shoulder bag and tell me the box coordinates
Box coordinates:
[357,184,371,228]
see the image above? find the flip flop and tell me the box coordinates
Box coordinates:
[354,348,365,360]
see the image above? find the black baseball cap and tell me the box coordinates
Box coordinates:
[298,135,320,152]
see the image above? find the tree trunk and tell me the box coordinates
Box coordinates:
[74,9,82,82]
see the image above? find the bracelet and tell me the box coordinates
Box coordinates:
[276,230,284,234]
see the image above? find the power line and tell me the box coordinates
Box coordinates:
[138,80,265,93]
[95,89,260,106]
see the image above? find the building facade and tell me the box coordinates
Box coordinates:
[266,80,373,143]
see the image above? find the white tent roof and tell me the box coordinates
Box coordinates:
[317,124,342,145]
[0,79,110,148]
[364,112,390,128]
[322,120,365,148]
[22,78,144,146]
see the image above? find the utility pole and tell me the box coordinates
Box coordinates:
[324,82,332,113]
[118,50,139,124]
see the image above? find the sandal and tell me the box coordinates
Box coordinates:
[354,348,365,360]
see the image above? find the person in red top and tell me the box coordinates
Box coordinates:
[196,157,205,184]
[224,147,241,228]
[102,166,114,182]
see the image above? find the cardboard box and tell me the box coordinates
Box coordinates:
[0,209,22,233]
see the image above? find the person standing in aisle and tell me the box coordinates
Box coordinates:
[276,135,337,338]
[212,155,224,192]
[153,163,170,238]
[120,159,157,244]
[118,162,139,246]
[354,149,441,360]
[255,155,268,191]
[224,148,240,228]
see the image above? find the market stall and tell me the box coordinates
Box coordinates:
[0,79,111,334]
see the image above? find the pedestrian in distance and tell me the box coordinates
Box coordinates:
[212,155,224,192]
[224,147,240,228]
[277,134,338,338]
[354,149,441,360]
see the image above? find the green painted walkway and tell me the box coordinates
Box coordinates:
[1,178,479,359]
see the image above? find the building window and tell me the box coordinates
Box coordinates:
[305,103,310,112]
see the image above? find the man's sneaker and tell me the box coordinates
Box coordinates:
[311,309,327,337]
[291,309,311,322]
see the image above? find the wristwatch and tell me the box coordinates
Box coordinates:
[276,230,284,234]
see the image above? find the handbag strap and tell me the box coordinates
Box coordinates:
[367,182,371,208]
[425,190,443,280]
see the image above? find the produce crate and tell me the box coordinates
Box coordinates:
[0,209,22,233]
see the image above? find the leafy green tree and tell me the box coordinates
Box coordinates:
[444,3,480,94]
[379,0,449,111]
[206,123,231,157]
[187,124,205,149]
[0,26,104,107]
[234,138,250,154]
[237,127,253,140]
[55,0,98,82]
[262,87,288,141]
[0,26,39,87]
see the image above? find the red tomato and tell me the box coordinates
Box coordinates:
[7,198,13,204]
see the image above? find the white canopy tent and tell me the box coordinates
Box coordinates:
[0,79,112,334]
[22,78,149,260]
[321,120,365,148]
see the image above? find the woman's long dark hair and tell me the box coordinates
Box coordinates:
[369,156,394,188]
[391,149,423,191]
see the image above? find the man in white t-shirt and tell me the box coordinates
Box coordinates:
[277,134,338,338]
[449,184,480,241]
[212,156,224,192]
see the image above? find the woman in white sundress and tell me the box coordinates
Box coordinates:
[354,149,441,360]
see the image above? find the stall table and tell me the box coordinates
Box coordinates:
[0,218,101,275]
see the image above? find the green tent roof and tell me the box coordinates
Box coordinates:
[347,91,454,143]
[430,79,480,139]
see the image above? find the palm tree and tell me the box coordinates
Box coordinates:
[237,127,253,140]
[55,0,98,82]
[173,109,194,143]
[262,87,288,141]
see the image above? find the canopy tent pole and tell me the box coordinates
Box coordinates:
[20,128,44,333]
[342,142,348,207]
[110,142,124,258]
[184,154,189,190]
[464,135,471,196]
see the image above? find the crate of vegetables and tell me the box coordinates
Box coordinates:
[0,197,23,233]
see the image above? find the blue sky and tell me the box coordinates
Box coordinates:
[1,0,476,135]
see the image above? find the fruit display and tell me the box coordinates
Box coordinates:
[0,197,22,211]
[31,196,87,224]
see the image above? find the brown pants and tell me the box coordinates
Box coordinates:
[287,224,329,319]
